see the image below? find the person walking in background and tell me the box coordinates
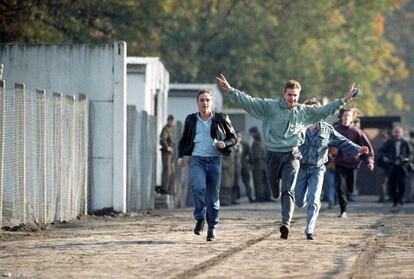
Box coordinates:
[159,114,176,195]
[406,129,414,202]
[240,132,255,202]
[378,127,413,207]
[231,134,243,204]
[220,147,235,206]
[334,108,375,218]
[249,127,271,202]
[325,147,338,209]
[375,130,391,203]
[177,89,238,241]
[216,73,356,239]
[294,99,369,240]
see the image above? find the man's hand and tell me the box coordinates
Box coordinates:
[216,140,227,149]
[178,158,186,168]
[367,162,374,171]
[167,146,174,153]
[216,74,232,92]
[358,146,369,155]
[344,83,359,102]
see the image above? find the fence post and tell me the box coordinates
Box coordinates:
[65,95,76,219]
[0,80,5,227]
[15,83,27,223]
[79,94,88,216]
[36,89,47,223]
[53,92,64,222]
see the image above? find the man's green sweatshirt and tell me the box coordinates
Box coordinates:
[229,88,344,152]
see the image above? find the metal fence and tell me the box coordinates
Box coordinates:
[0,81,88,227]
[127,106,157,211]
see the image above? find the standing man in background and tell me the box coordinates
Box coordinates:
[231,134,243,204]
[406,129,414,202]
[249,127,271,202]
[375,130,390,203]
[216,73,356,239]
[220,147,235,206]
[240,132,255,202]
[177,89,238,241]
[159,114,176,195]
[378,127,413,207]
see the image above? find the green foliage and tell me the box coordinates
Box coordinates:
[383,0,414,128]
[0,0,410,118]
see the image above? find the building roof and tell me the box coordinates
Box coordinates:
[169,83,218,90]
[169,83,222,98]
[360,116,401,129]
[126,57,161,65]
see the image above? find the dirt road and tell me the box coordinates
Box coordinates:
[1,196,414,278]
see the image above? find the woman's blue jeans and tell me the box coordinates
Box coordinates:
[190,156,222,232]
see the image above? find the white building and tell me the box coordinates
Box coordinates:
[126,57,169,186]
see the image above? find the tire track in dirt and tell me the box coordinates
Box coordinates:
[324,219,388,279]
[346,214,414,279]
[172,228,277,279]
[172,216,306,279]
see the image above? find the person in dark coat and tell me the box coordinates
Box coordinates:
[378,127,413,207]
[334,108,375,217]
[177,89,238,241]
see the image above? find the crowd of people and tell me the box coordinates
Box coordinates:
[159,74,414,242]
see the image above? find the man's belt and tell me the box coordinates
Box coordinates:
[300,163,316,170]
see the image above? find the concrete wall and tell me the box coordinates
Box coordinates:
[0,42,127,212]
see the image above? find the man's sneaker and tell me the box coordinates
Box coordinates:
[280,224,290,239]
[306,233,314,240]
[194,218,205,235]
[206,231,215,241]
[338,212,347,218]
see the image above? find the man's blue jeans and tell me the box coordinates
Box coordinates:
[266,150,301,227]
[295,165,325,234]
[190,156,222,232]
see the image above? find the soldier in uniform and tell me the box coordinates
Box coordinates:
[159,115,176,194]
[220,148,235,206]
[231,134,243,204]
[240,133,255,202]
[249,127,271,202]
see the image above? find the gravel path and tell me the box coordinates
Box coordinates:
[1,196,413,278]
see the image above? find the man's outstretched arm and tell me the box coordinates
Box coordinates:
[305,83,359,125]
[216,73,271,119]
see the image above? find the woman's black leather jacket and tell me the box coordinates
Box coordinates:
[177,112,238,158]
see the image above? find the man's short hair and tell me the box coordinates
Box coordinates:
[284,80,301,92]
[167,114,174,121]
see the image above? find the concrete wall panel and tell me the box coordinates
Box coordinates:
[0,42,127,212]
